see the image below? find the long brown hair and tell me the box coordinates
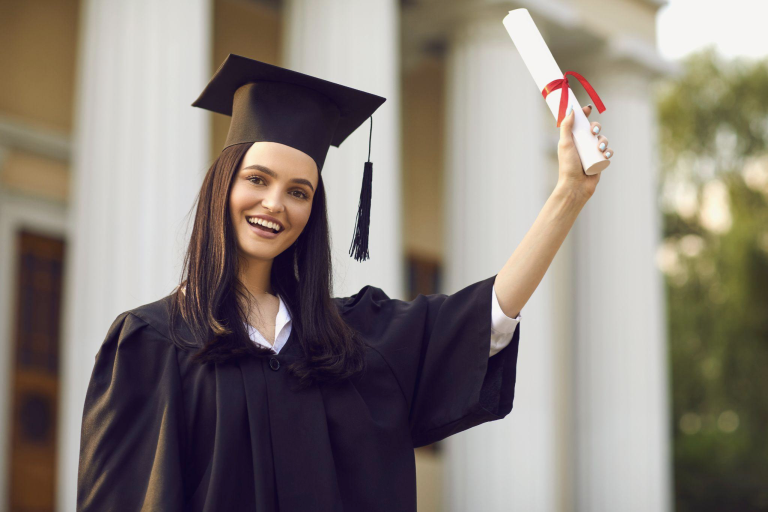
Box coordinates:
[168,142,366,388]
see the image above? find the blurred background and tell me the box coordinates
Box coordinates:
[0,0,766,510]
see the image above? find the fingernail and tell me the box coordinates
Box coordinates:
[586,103,593,109]
[566,105,573,117]
[592,126,600,135]
[599,142,606,151]
[605,151,612,158]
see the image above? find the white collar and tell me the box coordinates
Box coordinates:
[244,293,292,354]
[180,284,293,354]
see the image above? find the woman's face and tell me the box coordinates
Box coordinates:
[229,142,318,261]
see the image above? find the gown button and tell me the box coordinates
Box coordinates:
[269,357,280,371]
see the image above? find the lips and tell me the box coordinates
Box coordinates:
[247,216,281,233]
[251,222,275,233]
[247,215,284,232]
[246,218,280,239]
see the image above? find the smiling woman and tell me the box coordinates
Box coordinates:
[169,138,362,381]
[76,54,523,512]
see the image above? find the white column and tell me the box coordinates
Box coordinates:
[572,60,672,512]
[57,0,212,509]
[282,0,403,299]
[442,14,563,512]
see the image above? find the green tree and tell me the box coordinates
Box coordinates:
[658,47,768,511]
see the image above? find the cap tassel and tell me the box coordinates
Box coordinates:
[349,116,374,262]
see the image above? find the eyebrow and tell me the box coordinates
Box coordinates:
[242,164,315,192]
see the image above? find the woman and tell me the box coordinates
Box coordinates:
[76,55,612,511]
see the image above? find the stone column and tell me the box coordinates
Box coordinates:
[57,0,212,509]
[441,13,564,512]
[571,56,673,512]
[282,0,403,298]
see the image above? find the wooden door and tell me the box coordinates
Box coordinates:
[7,230,66,512]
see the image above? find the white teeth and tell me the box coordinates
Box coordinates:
[248,217,281,232]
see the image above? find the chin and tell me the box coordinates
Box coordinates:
[244,245,282,260]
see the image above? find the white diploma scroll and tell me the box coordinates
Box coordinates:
[503,9,610,175]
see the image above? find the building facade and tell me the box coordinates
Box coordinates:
[0,0,672,510]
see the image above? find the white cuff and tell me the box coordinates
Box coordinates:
[489,284,521,357]
[491,283,521,334]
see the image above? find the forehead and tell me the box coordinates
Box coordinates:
[241,141,318,181]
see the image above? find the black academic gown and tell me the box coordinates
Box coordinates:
[76,273,521,511]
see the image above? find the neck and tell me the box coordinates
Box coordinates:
[237,254,275,298]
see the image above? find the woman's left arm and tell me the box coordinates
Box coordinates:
[494,104,613,318]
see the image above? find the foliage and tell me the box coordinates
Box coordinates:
[658,47,768,511]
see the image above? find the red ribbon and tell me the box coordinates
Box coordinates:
[542,71,606,127]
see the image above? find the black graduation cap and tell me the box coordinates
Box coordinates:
[192,53,386,262]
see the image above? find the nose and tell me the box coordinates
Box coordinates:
[261,186,285,213]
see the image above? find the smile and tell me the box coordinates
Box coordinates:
[247,218,281,239]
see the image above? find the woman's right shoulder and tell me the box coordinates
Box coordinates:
[125,293,177,340]
[99,294,179,355]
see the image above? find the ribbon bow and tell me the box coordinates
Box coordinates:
[542,71,606,127]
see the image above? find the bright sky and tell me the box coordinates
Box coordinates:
[656,0,768,60]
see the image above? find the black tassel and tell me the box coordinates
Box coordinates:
[349,117,374,262]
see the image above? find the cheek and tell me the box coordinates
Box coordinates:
[229,183,250,212]
[299,202,313,228]
[229,183,265,222]
[290,203,313,235]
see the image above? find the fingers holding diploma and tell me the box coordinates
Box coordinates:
[560,105,614,161]
[596,133,612,159]
[557,105,605,200]
[583,105,613,160]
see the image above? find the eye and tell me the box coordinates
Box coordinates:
[246,174,309,200]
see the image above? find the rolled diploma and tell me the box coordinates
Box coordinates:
[503,9,610,175]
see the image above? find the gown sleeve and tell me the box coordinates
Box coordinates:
[77,311,186,511]
[337,274,521,448]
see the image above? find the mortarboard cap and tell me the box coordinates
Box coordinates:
[192,54,386,261]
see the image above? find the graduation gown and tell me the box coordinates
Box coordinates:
[77,273,522,511]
